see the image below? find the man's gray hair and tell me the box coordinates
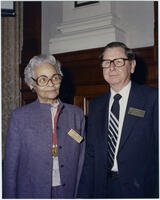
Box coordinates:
[100,42,135,62]
[24,54,63,87]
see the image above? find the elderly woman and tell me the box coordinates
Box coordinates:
[3,55,86,199]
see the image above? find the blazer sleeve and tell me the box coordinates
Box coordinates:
[3,110,21,198]
[77,101,95,198]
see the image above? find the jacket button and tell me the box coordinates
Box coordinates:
[59,146,62,149]
[61,164,64,168]
[62,183,65,187]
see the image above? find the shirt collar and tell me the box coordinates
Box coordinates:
[51,100,59,109]
[37,98,64,112]
[110,81,131,99]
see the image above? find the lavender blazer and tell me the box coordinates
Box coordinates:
[3,99,86,199]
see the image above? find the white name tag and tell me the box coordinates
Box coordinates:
[68,129,83,143]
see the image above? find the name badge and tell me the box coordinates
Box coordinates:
[68,129,83,143]
[128,107,145,118]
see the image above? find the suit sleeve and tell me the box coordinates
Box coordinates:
[152,91,159,196]
[3,111,20,198]
[153,91,158,144]
[77,101,95,198]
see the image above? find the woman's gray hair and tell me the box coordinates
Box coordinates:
[24,54,63,87]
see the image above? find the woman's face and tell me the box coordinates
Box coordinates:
[30,63,61,104]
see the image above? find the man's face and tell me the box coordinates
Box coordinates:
[102,47,136,92]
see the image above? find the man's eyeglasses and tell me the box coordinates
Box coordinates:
[32,73,62,87]
[101,58,129,69]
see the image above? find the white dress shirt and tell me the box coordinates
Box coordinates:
[109,81,131,171]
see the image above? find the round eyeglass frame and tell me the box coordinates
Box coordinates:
[101,58,129,69]
[32,73,62,87]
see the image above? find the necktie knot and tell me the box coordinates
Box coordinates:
[114,94,122,101]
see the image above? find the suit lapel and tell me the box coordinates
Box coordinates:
[95,93,110,163]
[118,82,145,153]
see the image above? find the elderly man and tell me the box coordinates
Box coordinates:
[78,42,158,198]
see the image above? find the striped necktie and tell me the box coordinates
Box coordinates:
[108,93,122,170]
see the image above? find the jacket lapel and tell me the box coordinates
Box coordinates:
[118,82,145,153]
[95,93,110,164]
[38,101,53,149]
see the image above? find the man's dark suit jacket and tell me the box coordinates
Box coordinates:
[78,81,158,198]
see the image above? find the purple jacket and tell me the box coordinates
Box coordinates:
[3,99,86,199]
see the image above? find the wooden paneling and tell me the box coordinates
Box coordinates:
[20,2,41,105]
[54,45,158,112]
[55,46,158,87]
[22,2,41,62]
[20,45,158,108]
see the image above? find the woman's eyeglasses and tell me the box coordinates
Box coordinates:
[32,73,62,87]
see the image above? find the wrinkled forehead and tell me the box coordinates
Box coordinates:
[34,63,57,77]
[103,47,127,59]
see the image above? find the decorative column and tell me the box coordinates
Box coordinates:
[49,1,125,54]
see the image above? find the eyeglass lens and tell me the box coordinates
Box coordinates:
[102,58,128,68]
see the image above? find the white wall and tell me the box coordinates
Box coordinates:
[42,1,154,54]
[42,1,63,53]
[114,1,154,49]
